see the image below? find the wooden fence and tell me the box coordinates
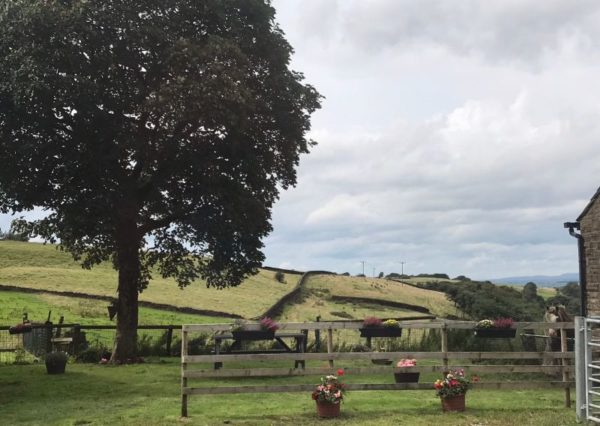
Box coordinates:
[180,320,575,417]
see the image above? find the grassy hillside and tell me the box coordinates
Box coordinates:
[0,241,299,319]
[280,274,458,322]
[0,242,461,324]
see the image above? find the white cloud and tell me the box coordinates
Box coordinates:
[265,0,600,279]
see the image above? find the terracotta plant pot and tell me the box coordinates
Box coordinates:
[316,401,341,418]
[441,393,466,412]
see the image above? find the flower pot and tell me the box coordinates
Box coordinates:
[359,327,402,338]
[473,328,516,338]
[231,330,275,340]
[441,393,466,412]
[45,359,67,374]
[394,372,420,383]
[316,401,341,418]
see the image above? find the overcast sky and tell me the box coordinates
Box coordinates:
[1,1,598,281]
[261,0,600,279]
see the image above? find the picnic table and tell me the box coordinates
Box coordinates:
[213,331,307,370]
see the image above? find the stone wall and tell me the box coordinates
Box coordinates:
[581,195,600,316]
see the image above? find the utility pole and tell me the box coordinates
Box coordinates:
[360,261,366,276]
[372,267,375,278]
[400,261,405,276]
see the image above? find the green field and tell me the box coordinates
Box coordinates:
[0,241,300,319]
[0,242,459,325]
[0,359,578,425]
[281,274,459,320]
[0,291,222,326]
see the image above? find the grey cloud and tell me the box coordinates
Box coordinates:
[280,0,600,68]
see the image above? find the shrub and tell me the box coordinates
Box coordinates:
[274,271,286,283]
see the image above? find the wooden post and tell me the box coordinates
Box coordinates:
[181,326,188,418]
[561,326,571,408]
[166,327,173,356]
[315,316,321,352]
[327,328,334,368]
[441,323,448,373]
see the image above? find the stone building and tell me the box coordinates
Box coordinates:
[568,187,600,316]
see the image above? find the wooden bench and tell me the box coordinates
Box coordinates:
[213,331,307,369]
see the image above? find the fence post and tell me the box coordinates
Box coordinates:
[327,328,334,368]
[166,327,173,356]
[560,325,571,408]
[575,316,585,421]
[441,322,448,372]
[315,316,321,352]
[181,326,188,418]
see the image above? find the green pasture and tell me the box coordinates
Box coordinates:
[0,359,578,425]
[0,291,223,327]
[0,241,300,318]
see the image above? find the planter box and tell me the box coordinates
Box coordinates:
[371,358,393,365]
[231,330,275,340]
[473,328,516,338]
[359,327,402,338]
[394,372,420,383]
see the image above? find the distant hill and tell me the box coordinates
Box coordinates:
[490,273,578,287]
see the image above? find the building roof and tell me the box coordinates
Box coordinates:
[577,186,600,221]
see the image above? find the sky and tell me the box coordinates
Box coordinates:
[1,1,599,280]
[260,0,600,279]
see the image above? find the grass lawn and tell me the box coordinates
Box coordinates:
[0,359,578,425]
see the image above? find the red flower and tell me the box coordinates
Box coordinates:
[337,369,345,376]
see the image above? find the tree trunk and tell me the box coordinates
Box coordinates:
[111,222,141,363]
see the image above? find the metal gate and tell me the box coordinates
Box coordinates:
[576,317,600,422]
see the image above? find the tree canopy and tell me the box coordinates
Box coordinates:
[0,0,320,360]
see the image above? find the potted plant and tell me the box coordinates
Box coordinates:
[434,369,470,412]
[473,317,516,338]
[230,317,279,340]
[394,358,419,383]
[45,351,68,374]
[311,369,346,418]
[359,317,403,338]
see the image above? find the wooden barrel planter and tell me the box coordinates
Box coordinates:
[473,328,516,338]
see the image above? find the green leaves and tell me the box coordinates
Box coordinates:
[0,0,321,290]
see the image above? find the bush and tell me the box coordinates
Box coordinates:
[274,271,286,283]
[76,346,110,363]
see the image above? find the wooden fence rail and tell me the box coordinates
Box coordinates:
[180,320,575,417]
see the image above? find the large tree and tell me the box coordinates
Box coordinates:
[0,0,320,361]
